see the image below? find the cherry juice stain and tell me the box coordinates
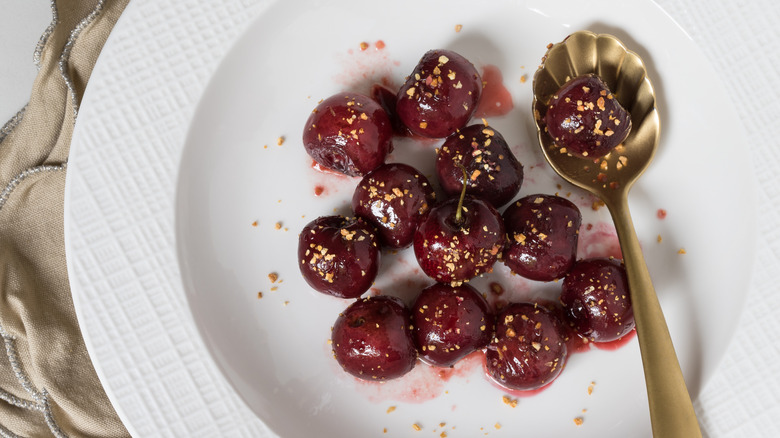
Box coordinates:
[657,208,667,219]
[475,65,514,118]
[356,352,483,403]
[577,221,623,260]
[593,329,637,351]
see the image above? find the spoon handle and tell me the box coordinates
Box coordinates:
[607,193,702,438]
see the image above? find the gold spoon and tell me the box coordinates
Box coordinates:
[532,30,701,438]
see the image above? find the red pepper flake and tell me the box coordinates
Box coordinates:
[359,42,369,51]
[314,185,325,196]
[591,200,605,211]
[657,209,667,219]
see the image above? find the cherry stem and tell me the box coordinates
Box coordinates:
[455,164,468,224]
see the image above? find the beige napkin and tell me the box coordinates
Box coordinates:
[0,0,130,436]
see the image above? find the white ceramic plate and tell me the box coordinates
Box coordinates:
[174,1,754,437]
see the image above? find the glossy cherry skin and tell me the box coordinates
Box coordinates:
[560,258,634,342]
[413,195,505,286]
[331,296,417,381]
[396,49,482,138]
[502,194,582,281]
[412,283,494,367]
[370,83,410,136]
[297,216,380,299]
[485,302,567,391]
[544,74,631,158]
[436,124,523,209]
[352,163,436,249]
[303,93,393,176]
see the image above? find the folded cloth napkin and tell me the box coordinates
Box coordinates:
[0,0,129,436]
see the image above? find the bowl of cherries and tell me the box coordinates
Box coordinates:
[298,48,635,393]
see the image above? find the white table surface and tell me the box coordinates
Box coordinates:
[4,1,779,437]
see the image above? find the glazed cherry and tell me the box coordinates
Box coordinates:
[412,283,494,367]
[502,194,582,281]
[396,49,482,138]
[370,84,410,136]
[485,303,567,391]
[560,258,634,342]
[303,93,393,176]
[436,124,523,208]
[413,195,505,285]
[352,163,436,249]
[331,296,417,381]
[297,216,380,298]
[544,74,631,158]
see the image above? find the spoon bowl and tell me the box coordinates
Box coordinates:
[532,31,701,438]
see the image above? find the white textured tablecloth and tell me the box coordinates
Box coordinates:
[66,0,780,436]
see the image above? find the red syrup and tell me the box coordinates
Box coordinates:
[475,64,514,118]
[577,221,623,260]
[593,329,637,351]
[354,352,484,403]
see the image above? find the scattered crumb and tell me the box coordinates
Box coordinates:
[386,406,396,414]
[494,422,502,430]
[582,409,587,413]
[256,292,263,299]
[274,222,282,230]
[657,208,667,219]
[657,234,663,243]
[270,286,278,292]
[678,248,687,255]
[574,417,584,426]
[440,433,448,438]
[360,41,369,51]
[591,200,605,211]
[277,136,285,146]
[268,273,279,283]
[412,423,422,431]
[263,145,268,149]
[455,24,463,32]
[251,220,258,227]
[502,395,518,408]
[520,74,527,84]
[588,381,595,395]
[283,300,290,306]
[383,428,387,434]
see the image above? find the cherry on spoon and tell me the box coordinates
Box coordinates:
[532,30,701,438]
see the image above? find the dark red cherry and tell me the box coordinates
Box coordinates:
[297,216,380,298]
[412,283,493,367]
[370,83,410,136]
[560,258,634,342]
[413,195,505,285]
[396,49,482,138]
[485,302,567,391]
[303,93,393,176]
[544,74,631,158]
[502,194,582,281]
[352,163,436,249]
[436,124,523,208]
[331,296,417,381]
